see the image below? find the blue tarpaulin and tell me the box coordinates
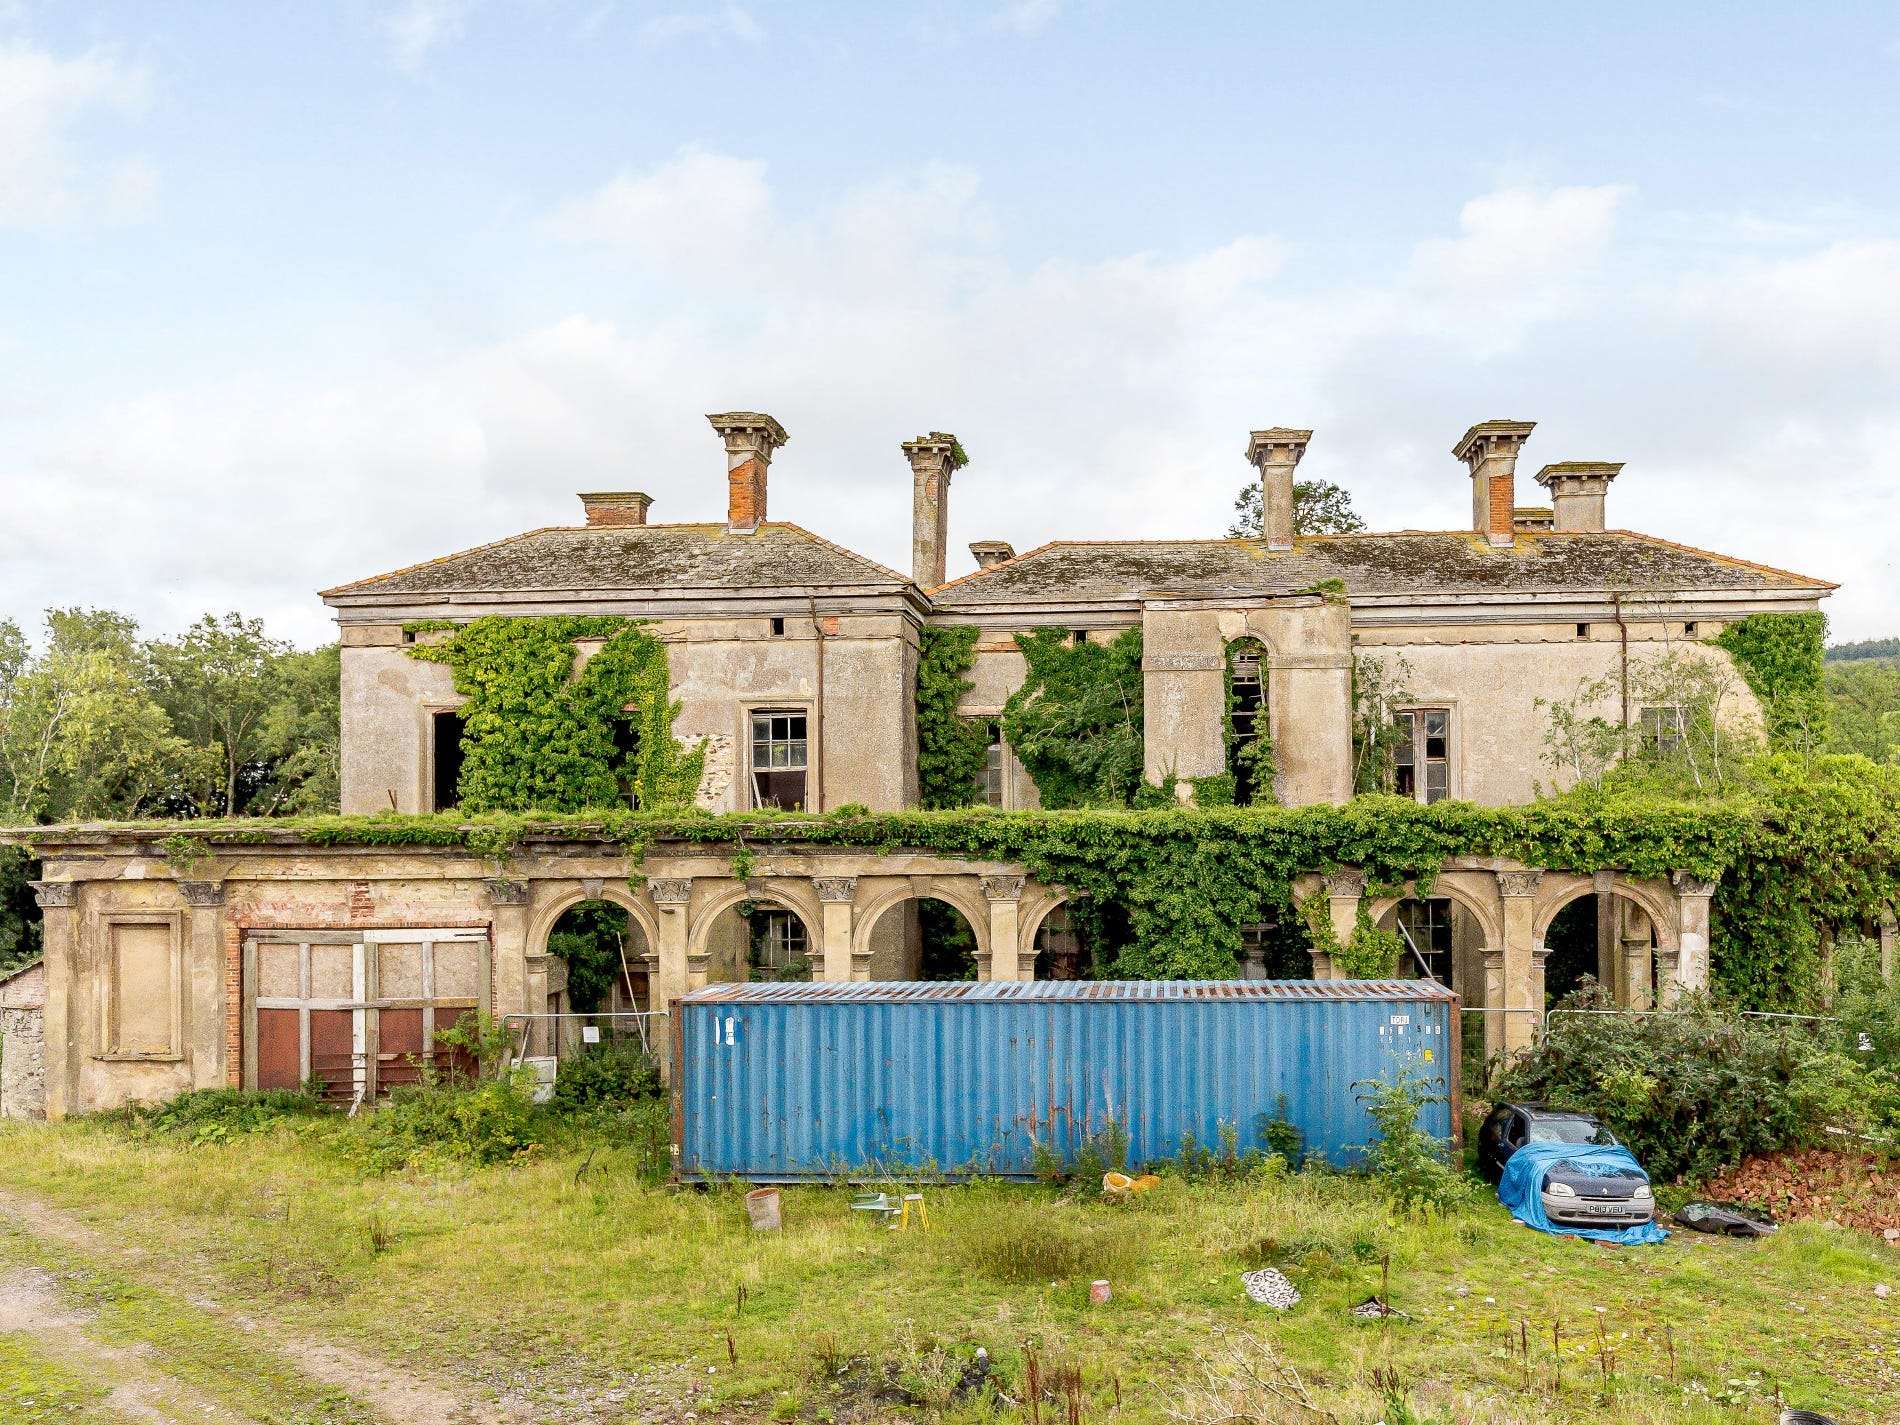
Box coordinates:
[1496,1141,1669,1246]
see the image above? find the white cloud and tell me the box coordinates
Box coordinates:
[378,0,472,72]
[10,159,1900,644]
[638,5,764,44]
[991,0,1062,36]
[0,40,152,229]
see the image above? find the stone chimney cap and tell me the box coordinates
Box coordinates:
[577,491,652,527]
[970,540,1015,568]
[1534,461,1624,487]
[1244,428,1313,464]
[706,411,789,447]
[1452,420,1536,464]
[902,431,967,469]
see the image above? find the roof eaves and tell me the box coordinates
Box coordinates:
[319,526,571,600]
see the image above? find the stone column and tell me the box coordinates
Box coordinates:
[646,879,694,1011]
[484,878,532,1056]
[902,433,962,589]
[1480,949,1507,1063]
[1670,872,1717,1002]
[31,881,76,1122]
[1319,869,1364,980]
[981,876,1026,982]
[178,880,227,1091]
[1593,872,1619,989]
[1529,942,1552,1027]
[1495,870,1542,1055]
[1618,900,1655,1010]
[813,877,857,982]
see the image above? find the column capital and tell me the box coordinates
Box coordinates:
[647,876,693,906]
[1671,870,1719,898]
[483,877,531,907]
[178,880,225,908]
[812,876,858,904]
[1496,869,1543,898]
[30,880,75,909]
[980,875,1025,903]
[1323,868,1365,898]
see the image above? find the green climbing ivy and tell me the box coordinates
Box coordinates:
[915,625,988,810]
[1000,628,1146,808]
[1712,612,1829,751]
[405,617,703,814]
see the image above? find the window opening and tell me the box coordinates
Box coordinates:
[431,711,466,811]
[1227,642,1268,803]
[1576,622,1590,639]
[981,721,1005,807]
[1391,707,1451,804]
[748,909,811,981]
[770,616,786,636]
[1639,705,1688,755]
[750,710,809,810]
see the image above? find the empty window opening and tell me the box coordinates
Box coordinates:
[431,711,466,811]
[1392,707,1451,804]
[1575,622,1590,639]
[750,710,809,810]
[748,909,811,982]
[769,616,786,636]
[1639,705,1688,756]
[1683,620,1698,637]
[979,721,1005,807]
[1227,640,1269,803]
[1071,630,1088,646]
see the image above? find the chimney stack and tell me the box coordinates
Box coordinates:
[1243,428,1312,551]
[707,411,788,533]
[903,432,965,588]
[1535,462,1623,533]
[578,491,652,527]
[969,540,1015,570]
[1453,420,1536,547]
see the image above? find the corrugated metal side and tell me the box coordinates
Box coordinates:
[676,984,1455,1181]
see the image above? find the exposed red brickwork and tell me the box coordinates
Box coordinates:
[1488,473,1515,539]
[224,920,242,1086]
[349,881,374,923]
[727,456,767,527]
[581,493,651,527]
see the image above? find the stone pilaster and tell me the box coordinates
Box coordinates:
[178,880,227,1090]
[484,878,532,1028]
[1495,869,1542,1056]
[646,878,694,1009]
[1670,871,1717,1000]
[812,877,857,982]
[30,881,75,1122]
[981,876,1026,982]
[1320,869,1364,981]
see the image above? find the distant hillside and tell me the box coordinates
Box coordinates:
[1826,637,1900,664]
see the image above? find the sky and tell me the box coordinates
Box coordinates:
[3,1,1898,648]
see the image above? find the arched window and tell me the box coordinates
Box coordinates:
[1226,639,1272,804]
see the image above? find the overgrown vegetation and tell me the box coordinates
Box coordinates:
[406,615,704,812]
[1712,610,1829,751]
[1355,1061,1469,1217]
[999,628,1145,809]
[914,625,987,809]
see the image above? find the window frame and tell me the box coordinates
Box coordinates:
[746,705,812,811]
[1638,704,1689,756]
[1391,704,1455,805]
[747,908,812,981]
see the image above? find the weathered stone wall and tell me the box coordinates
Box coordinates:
[1352,619,1765,805]
[1,1006,45,1120]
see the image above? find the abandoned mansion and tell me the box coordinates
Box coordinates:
[10,411,1836,1119]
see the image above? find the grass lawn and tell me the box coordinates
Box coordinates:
[0,1118,1896,1424]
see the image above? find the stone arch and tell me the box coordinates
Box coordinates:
[528,881,660,961]
[851,878,992,963]
[1532,874,1676,947]
[1019,890,1072,952]
[688,880,822,960]
[1366,873,1502,951]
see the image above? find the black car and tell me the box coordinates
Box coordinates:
[1477,1103,1655,1228]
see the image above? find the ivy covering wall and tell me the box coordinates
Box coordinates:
[1712,611,1829,750]
[1000,628,1146,808]
[915,626,987,810]
[404,617,703,813]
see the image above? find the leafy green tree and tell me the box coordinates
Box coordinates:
[1228,477,1367,538]
[256,644,342,814]
[0,847,41,977]
[146,614,293,815]
[1826,661,1900,765]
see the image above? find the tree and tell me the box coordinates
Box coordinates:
[255,644,342,814]
[146,614,292,816]
[1826,662,1900,764]
[1228,478,1367,538]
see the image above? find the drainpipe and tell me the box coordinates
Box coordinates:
[808,595,826,813]
[1612,592,1630,728]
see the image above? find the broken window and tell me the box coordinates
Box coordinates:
[431,710,466,811]
[750,710,809,810]
[980,721,1005,807]
[1391,708,1451,804]
[748,910,811,981]
[1639,705,1688,755]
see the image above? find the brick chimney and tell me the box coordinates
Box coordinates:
[1535,461,1623,533]
[707,411,788,533]
[969,540,1015,569]
[1243,428,1312,551]
[903,432,965,588]
[1453,420,1536,547]
[578,492,652,527]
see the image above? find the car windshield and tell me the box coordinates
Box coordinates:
[1527,1118,1613,1146]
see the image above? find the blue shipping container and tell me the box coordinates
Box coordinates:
[673,980,1460,1182]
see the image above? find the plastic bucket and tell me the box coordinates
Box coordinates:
[745,1186,782,1231]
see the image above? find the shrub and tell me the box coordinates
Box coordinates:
[1495,992,1897,1182]
[346,1073,544,1172]
[1353,1061,1468,1217]
[952,1203,1135,1283]
[116,1085,326,1145]
[549,1039,663,1113]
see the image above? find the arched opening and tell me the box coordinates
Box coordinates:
[1376,896,1488,1065]
[702,897,818,984]
[1033,898,1133,980]
[546,900,649,1014]
[1541,891,1662,1009]
[1225,637,1272,805]
[858,894,984,981]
